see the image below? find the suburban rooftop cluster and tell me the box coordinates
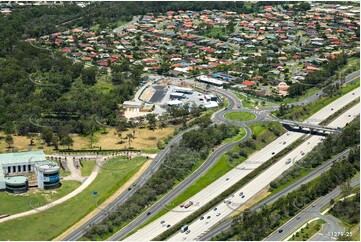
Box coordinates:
[27,2,359,97]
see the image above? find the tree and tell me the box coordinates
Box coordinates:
[5,135,14,148]
[60,135,74,149]
[146,113,157,130]
[27,133,35,146]
[41,128,53,146]
[52,134,59,150]
[126,133,135,149]
[116,117,128,144]
[81,67,98,85]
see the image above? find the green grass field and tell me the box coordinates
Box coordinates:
[0,180,81,215]
[81,160,96,177]
[0,156,147,241]
[289,219,326,241]
[224,112,256,121]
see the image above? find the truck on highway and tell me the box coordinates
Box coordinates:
[184,201,193,208]
[181,225,189,233]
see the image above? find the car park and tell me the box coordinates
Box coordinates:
[200,216,204,220]
[160,220,165,224]
[286,158,292,164]
[167,224,171,228]
[207,216,211,219]
[185,230,191,234]
[213,207,217,211]
[216,212,221,216]
[241,195,245,199]
[239,192,243,196]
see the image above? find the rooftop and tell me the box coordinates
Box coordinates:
[5,175,28,185]
[0,150,46,166]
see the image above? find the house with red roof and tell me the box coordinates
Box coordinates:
[242,80,256,87]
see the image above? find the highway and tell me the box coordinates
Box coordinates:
[107,125,251,240]
[107,84,257,240]
[125,88,359,241]
[63,74,359,240]
[168,98,359,241]
[265,177,359,241]
[62,126,196,241]
[198,149,351,241]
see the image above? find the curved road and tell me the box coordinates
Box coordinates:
[107,88,253,240]
[108,125,252,240]
[265,177,359,241]
[62,126,197,241]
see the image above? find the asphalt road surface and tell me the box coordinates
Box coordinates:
[125,89,359,241]
[198,149,351,241]
[62,126,197,241]
[169,99,359,241]
[265,177,359,241]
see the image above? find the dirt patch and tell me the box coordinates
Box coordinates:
[228,185,271,218]
[140,86,155,102]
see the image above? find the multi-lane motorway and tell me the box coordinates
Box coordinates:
[169,101,359,241]
[198,149,351,241]
[125,87,359,241]
[62,72,359,241]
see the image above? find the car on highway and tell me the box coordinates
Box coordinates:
[283,141,286,145]
[286,158,292,164]
[271,152,275,155]
[207,216,211,219]
[167,224,171,228]
[185,230,191,234]
[128,187,132,191]
[226,178,229,181]
[300,151,305,156]
[147,211,152,216]
[279,229,283,233]
[331,108,334,110]
[352,92,355,95]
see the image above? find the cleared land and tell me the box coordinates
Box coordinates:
[0,125,178,154]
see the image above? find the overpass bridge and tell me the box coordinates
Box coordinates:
[279,120,341,133]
